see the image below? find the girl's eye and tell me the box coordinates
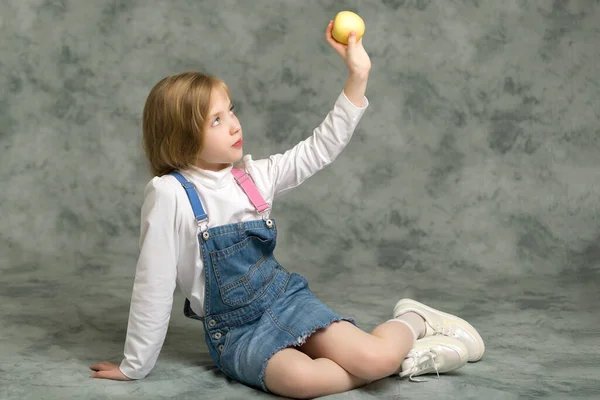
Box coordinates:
[211,105,235,127]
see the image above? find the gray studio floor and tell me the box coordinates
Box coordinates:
[1,254,598,399]
[2,0,600,399]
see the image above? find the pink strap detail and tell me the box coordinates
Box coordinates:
[231,168,270,214]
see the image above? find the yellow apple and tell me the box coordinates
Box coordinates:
[331,11,365,44]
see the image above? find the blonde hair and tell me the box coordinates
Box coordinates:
[142,72,230,176]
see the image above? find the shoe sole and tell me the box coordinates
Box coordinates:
[394,298,485,362]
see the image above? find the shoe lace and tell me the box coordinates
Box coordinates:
[400,349,440,382]
[431,325,454,337]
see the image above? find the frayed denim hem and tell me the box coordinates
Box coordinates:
[257,316,357,393]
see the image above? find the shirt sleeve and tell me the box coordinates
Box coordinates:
[119,177,179,379]
[245,90,368,198]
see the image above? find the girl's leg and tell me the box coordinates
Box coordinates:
[263,347,371,399]
[298,319,419,382]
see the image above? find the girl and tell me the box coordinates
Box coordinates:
[90,21,484,399]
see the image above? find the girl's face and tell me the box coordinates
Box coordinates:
[196,87,243,171]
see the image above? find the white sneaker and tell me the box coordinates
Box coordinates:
[399,336,468,382]
[393,298,485,362]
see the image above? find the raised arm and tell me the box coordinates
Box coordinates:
[327,19,371,107]
[245,21,372,198]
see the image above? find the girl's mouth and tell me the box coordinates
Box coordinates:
[232,139,243,148]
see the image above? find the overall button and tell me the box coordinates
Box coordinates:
[218,344,224,352]
[202,231,210,240]
[208,320,216,327]
[214,332,222,339]
[265,219,273,228]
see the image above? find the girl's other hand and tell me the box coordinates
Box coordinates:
[90,361,132,381]
[325,20,371,77]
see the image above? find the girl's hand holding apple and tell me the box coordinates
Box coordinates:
[326,12,371,77]
[331,11,366,44]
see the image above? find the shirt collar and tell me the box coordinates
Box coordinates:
[186,163,234,189]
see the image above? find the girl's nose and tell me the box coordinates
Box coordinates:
[230,120,241,134]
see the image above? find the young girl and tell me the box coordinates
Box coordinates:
[90,21,484,398]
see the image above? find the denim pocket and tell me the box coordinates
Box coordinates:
[210,235,277,307]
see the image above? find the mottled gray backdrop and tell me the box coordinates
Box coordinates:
[1,1,599,399]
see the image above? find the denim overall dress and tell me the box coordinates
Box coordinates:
[170,169,355,392]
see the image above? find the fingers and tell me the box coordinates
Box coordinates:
[325,20,332,39]
[326,20,354,55]
[325,24,346,56]
[90,362,131,381]
[325,20,337,46]
[343,31,357,60]
[91,370,122,380]
[90,361,113,371]
[347,31,357,47]
[90,370,107,379]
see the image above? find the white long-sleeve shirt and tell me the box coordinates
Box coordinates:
[119,91,369,379]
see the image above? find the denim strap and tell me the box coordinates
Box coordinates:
[170,169,270,221]
[170,171,208,224]
[231,168,270,214]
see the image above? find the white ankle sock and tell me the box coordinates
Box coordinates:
[387,312,426,341]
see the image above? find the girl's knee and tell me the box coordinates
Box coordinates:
[265,358,316,399]
[286,365,318,398]
[354,346,401,380]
